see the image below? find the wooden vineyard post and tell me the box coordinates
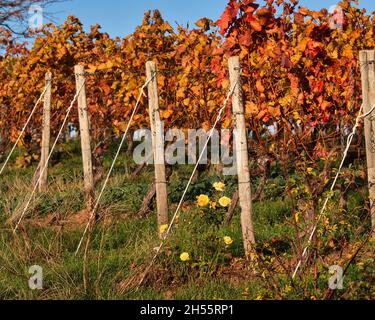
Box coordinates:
[39,72,52,192]
[75,65,94,209]
[146,61,169,235]
[228,56,256,253]
[360,50,375,238]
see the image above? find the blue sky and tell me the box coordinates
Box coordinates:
[46,0,375,38]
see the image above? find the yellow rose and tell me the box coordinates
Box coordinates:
[197,194,210,207]
[223,236,233,246]
[210,201,217,209]
[180,252,190,262]
[219,196,231,207]
[159,224,168,234]
[213,182,226,192]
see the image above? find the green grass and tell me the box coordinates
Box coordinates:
[0,142,373,300]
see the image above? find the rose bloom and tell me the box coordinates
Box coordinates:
[213,182,226,192]
[210,201,217,209]
[180,252,190,262]
[197,194,210,207]
[223,236,234,246]
[219,196,231,207]
[159,224,168,234]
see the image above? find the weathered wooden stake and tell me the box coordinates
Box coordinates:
[228,56,256,253]
[39,72,52,192]
[360,50,375,238]
[146,61,169,234]
[75,65,94,208]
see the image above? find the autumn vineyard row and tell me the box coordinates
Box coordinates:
[0,0,374,165]
[0,0,374,300]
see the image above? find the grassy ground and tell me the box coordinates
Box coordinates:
[0,141,373,300]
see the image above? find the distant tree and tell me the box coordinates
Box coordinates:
[0,0,65,36]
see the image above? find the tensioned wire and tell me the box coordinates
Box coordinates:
[74,74,155,255]
[13,79,87,233]
[136,80,238,289]
[0,83,50,177]
[292,102,375,279]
